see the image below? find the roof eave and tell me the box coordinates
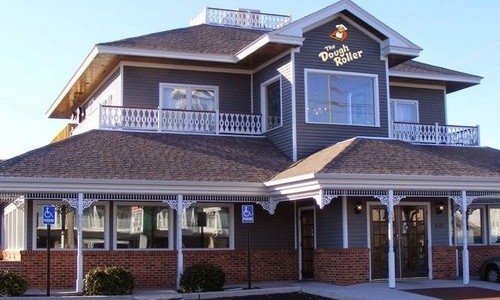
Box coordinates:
[235,33,303,61]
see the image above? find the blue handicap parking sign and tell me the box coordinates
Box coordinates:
[241,205,254,224]
[43,205,55,225]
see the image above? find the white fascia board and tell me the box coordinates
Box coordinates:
[314,173,500,191]
[381,42,421,58]
[389,70,483,85]
[46,46,99,118]
[275,0,421,54]
[0,177,268,196]
[97,45,237,64]
[235,34,303,61]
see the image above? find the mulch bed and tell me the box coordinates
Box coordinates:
[405,286,500,300]
[216,292,335,299]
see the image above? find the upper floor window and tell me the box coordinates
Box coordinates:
[261,76,282,131]
[160,83,218,111]
[392,99,419,123]
[305,69,378,126]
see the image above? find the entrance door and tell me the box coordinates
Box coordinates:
[299,208,315,279]
[370,205,428,279]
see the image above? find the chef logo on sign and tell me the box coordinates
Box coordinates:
[330,24,348,41]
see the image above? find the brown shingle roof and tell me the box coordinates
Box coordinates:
[98,24,266,56]
[391,60,482,79]
[0,130,291,182]
[274,138,500,180]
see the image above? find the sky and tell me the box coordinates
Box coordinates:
[0,0,498,160]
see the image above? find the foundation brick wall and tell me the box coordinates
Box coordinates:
[432,246,457,279]
[0,251,177,289]
[183,249,297,284]
[457,245,500,276]
[0,249,296,289]
[314,248,369,285]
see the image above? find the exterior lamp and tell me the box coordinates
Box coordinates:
[354,201,363,214]
[436,201,445,214]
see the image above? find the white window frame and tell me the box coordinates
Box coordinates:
[488,205,500,245]
[113,202,174,250]
[182,203,235,251]
[391,99,419,123]
[453,205,486,246]
[304,68,380,127]
[3,202,25,250]
[159,83,219,111]
[32,200,109,250]
[260,75,283,132]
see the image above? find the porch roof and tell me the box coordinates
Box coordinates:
[273,138,500,180]
[0,130,291,183]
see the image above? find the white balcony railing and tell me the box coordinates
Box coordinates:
[190,7,291,31]
[100,105,263,136]
[392,122,480,146]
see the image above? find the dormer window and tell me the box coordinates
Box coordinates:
[305,69,379,126]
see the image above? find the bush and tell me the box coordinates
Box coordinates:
[180,262,225,293]
[0,270,28,296]
[83,266,134,295]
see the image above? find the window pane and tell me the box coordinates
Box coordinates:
[454,207,483,244]
[265,80,281,130]
[191,89,215,111]
[489,208,500,244]
[393,101,418,123]
[116,205,170,249]
[307,72,375,125]
[182,206,230,249]
[163,87,187,110]
[35,204,105,249]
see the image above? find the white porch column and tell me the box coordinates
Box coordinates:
[461,190,470,285]
[387,190,396,289]
[176,195,183,289]
[342,196,348,248]
[62,193,97,294]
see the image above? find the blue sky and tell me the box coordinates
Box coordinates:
[0,0,498,159]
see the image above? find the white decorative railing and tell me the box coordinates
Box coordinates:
[392,122,480,146]
[100,105,262,136]
[190,7,291,31]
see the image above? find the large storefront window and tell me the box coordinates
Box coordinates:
[306,70,378,126]
[35,203,106,249]
[489,207,500,244]
[454,206,484,245]
[115,204,171,249]
[182,205,231,249]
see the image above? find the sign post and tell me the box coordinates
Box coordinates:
[241,205,254,289]
[43,205,55,297]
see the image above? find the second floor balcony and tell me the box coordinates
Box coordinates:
[70,105,480,147]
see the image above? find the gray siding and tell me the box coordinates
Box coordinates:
[316,200,343,248]
[430,198,451,246]
[234,202,295,250]
[253,55,294,159]
[295,17,388,158]
[390,86,446,124]
[348,197,369,247]
[123,66,251,113]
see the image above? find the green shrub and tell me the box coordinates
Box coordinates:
[83,266,134,295]
[0,270,28,296]
[180,262,225,293]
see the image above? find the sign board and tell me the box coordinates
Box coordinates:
[241,205,254,224]
[42,205,55,225]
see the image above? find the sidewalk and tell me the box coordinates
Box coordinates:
[21,278,500,300]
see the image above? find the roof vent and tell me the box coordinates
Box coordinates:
[190,7,291,31]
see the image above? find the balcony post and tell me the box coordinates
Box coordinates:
[216,110,220,134]
[476,125,480,146]
[157,107,162,132]
[435,122,439,144]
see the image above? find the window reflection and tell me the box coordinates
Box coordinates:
[116,205,170,249]
[182,206,229,249]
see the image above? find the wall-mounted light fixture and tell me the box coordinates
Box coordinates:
[436,201,445,214]
[354,201,363,214]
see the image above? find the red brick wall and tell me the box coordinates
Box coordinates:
[8,251,177,289]
[432,246,457,279]
[457,245,500,276]
[183,249,297,284]
[314,248,369,285]
[1,249,296,289]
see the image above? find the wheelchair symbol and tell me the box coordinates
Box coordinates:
[243,206,252,218]
[242,205,254,223]
[44,207,54,219]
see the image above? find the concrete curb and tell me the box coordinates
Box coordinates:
[180,286,301,299]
